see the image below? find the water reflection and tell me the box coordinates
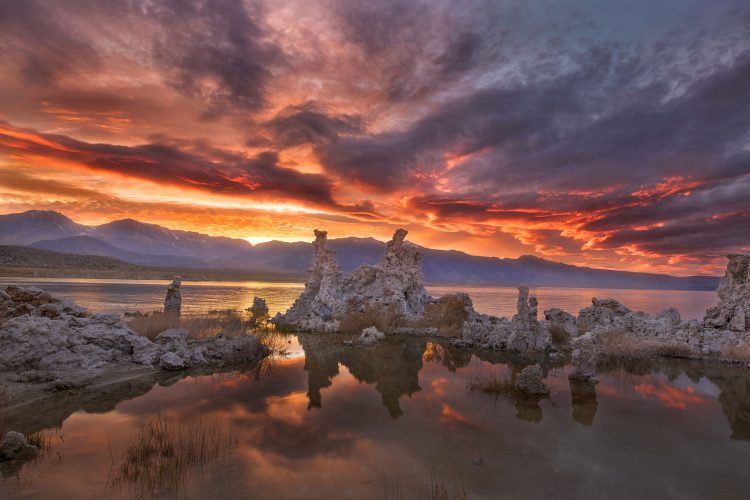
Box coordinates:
[2,335,750,499]
[300,335,427,417]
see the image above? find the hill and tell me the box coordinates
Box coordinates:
[0,210,722,290]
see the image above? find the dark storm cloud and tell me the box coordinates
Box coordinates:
[0,0,103,84]
[329,0,505,102]
[0,0,281,117]
[143,0,281,116]
[265,103,363,148]
[0,123,338,209]
[320,45,750,192]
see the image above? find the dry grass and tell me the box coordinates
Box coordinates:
[128,310,255,340]
[383,470,466,500]
[337,301,404,334]
[111,412,229,498]
[420,471,467,500]
[420,296,469,337]
[549,324,571,345]
[721,341,750,362]
[467,371,514,398]
[127,313,179,340]
[598,329,695,362]
[181,311,253,339]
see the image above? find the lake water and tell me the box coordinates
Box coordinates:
[1,279,747,499]
[0,277,718,320]
[1,335,749,499]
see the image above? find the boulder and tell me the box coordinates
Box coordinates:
[569,333,598,383]
[359,326,385,345]
[0,432,39,461]
[159,352,189,370]
[514,364,548,395]
[545,308,577,338]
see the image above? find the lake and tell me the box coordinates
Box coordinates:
[1,278,747,499]
[1,335,749,499]
[0,277,718,320]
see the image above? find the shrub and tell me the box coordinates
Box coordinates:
[721,341,750,362]
[336,301,403,334]
[548,324,571,345]
[421,295,469,337]
[597,329,696,361]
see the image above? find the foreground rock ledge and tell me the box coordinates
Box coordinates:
[0,285,269,390]
[275,231,750,366]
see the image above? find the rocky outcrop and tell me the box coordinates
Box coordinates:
[569,256,750,361]
[359,326,385,345]
[545,308,577,338]
[280,230,344,332]
[249,296,269,320]
[705,254,749,331]
[164,277,182,316]
[279,229,431,332]
[461,287,550,352]
[0,286,269,388]
[513,364,548,395]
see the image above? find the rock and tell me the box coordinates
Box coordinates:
[164,276,182,317]
[704,254,750,331]
[280,229,431,332]
[569,333,598,383]
[422,293,473,337]
[508,287,550,351]
[545,308,577,338]
[159,352,189,370]
[0,286,269,386]
[249,296,269,319]
[360,326,385,345]
[577,298,631,334]
[514,364,548,395]
[461,287,550,352]
[549,351,564,362]
[0,432,39,461]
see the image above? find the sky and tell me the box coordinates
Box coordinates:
[0,0,749,275]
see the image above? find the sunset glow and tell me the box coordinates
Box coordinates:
[1,1,749,275]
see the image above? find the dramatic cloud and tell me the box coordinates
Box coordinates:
[1,0,749,274]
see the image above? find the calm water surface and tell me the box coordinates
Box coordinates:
[0,277,717,319]
[1,335,749,499]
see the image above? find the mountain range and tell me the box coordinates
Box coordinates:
[0,210,720,290]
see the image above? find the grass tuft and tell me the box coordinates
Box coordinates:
[548,324,571,345]
[721,340,750,362]
[597,329,695,362]
[128,310,257,340]
[419,296,469,337]
[467,371,514,398]
[111,412,229,498]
